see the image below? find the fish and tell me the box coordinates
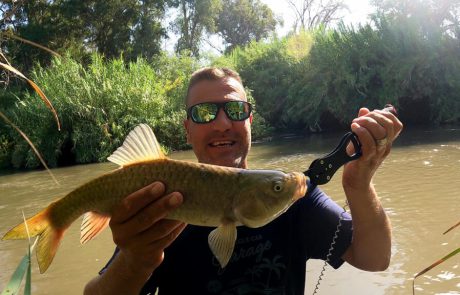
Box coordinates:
[2,124,307,273]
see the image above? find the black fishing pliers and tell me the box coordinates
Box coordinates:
[304,105,397,189]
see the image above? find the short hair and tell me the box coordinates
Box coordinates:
[185,67,243,107]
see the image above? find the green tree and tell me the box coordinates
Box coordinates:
[1,0,86,72]
[132,0,168,60]
[229,39,295,129]
[371,0,460,39]
[215,0,278,53]
[169,0,222,56]
[77,0,167,60]
[0,0,168,69]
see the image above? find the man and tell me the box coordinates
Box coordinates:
[84,67,402,294]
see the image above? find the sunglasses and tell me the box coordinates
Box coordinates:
[187,101,252,124]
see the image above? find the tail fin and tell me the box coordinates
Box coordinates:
[2,207,65,273]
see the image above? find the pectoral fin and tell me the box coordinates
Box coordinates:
[208,223,237,268]
[80,211,110,244]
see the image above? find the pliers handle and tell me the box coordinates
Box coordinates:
[304,104,397,186]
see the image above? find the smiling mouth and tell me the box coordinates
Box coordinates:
[209,141,235,147]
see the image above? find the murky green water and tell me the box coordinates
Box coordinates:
[1,127,459,294]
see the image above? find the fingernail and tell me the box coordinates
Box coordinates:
[150,182,162,194]
[351,122,360,130]
[169,193,182,206]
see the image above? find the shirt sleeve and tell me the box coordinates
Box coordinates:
[295,182,353,269]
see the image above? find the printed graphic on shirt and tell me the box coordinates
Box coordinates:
[206,234,287,294]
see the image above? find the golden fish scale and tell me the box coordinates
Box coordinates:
[47,158,244,228]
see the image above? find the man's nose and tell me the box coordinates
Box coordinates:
[212,108,232,131]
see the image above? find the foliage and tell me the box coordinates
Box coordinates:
[215,0,278,53]
[0,0,168,72]
[169,0,223,56]
[285,30,314,61]
[1,52,272,169]
[215,9,460,132]
[2,53,197,168]
[75,0,168,60]
[371,0,460,40]
[2,0,460,169]
[0,230,35,295]
[285,17,460,129]
[225,39,296,129]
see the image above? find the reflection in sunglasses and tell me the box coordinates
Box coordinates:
[188,101,252,124]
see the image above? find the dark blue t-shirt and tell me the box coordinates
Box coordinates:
[101,184,352,295]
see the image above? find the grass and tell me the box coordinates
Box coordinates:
[1,212,37,295]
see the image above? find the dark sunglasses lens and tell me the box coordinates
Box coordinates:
[191,103,218,123]
[225,101,251,120]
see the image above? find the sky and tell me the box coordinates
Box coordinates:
[260,0,375,35]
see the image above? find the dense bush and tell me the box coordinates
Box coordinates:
[2,53,196,168]
[1,53,272,169]
[1,13,459,170]
[223,15,460,132]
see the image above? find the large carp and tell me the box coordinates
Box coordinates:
[3,124,307,273]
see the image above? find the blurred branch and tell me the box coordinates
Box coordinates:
[0,111,59,184]
[0,61,61,130]
[286,0,348,32]
[2,32,61,58]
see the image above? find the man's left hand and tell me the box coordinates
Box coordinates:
[343,107,403,191]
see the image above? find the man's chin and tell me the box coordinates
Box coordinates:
[204,155,243,168]
[213,159,241,168]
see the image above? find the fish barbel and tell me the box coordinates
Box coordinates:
[2,124,307,273]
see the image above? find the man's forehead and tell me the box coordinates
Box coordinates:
[188,77,246,106]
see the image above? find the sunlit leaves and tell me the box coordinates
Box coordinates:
[216,0,278,53]
[2,53,199,169]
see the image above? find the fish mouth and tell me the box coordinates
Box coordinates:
[208,140,236,148]
[293,172,307,200]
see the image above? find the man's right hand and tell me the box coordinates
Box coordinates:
[84,182,186,295]
[110,181,186,276]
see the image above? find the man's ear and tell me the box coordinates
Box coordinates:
[184,119,191,144]
[249,113,253,124]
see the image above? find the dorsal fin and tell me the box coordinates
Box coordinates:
[107,124,165,166]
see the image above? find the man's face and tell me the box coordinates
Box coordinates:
[184,77,252,168]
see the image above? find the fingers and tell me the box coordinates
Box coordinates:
[147,221,187,250]
[375,109,403,139]
[358,107,370,117]
[353,111,391,141]
[114,220,187,274]
[121,220,186,252]
[351,122,378,161]
[113,191,183,240]
[353,107,401,142]
[107,181,186,274]
[111,182,166,224]
[343,107,402,190]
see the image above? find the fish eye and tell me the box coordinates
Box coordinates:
[273,182,283,192]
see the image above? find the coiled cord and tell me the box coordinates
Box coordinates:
[312,201,349,295]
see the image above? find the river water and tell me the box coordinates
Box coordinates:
[0,127,459,295]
